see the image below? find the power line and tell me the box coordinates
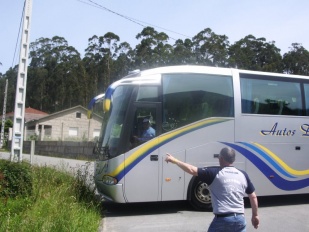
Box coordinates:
[84,0,146,27]
[12,1,26,69]
[77,0,192,41]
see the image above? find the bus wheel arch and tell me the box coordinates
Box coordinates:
[187,176,212,211]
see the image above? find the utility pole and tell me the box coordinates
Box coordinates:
[0,79,8,148]
[10,0,33,162]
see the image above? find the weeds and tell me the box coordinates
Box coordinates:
[0,160,102,231]
[0,160,32,198]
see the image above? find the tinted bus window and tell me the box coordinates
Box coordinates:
[240,74,302,115]
[162,73,233,131]
[136,86,159,102]
[304,83,309,115]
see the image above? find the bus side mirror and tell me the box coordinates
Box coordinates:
[103,99,111,112]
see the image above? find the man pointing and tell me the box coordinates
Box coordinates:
[165,147,259,232]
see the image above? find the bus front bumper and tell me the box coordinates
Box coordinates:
[95,181,126,203]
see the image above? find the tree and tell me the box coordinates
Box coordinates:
[0,67,18,113]
[228,35,282,72]
[113,42,134,80]
[283,43,309,75]
[27,67,48,111]
[152,32,173,66]
[192,28,230,67]
[84,35,103,95]
[0,62,2,77]
[84,32,123,93]
[100,32,120,88]
[28,36,83,112]
[0,119,13,133]
[171,39,195,65]
[134,27,172,69]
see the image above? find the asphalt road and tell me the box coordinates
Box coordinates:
[100,195,309,232]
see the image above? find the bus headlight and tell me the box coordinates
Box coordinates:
[102,175,118,185]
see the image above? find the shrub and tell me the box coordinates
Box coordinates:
[0,160,33,198]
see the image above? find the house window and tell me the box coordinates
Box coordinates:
[76,112,81,118]
[69,127,78,136]
[93,129,100,138]
[44,125,52,136]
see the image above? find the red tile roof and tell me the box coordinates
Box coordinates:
[2,107,49,122]
[24,107,49,115]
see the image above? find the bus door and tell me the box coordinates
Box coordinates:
[123,102,162,202]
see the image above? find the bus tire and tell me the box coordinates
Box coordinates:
[188,177,212,211]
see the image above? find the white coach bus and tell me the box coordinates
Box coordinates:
[92,65,309,210]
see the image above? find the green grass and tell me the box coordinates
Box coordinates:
[0,162,102,232]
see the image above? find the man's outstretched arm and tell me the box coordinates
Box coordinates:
[165,153,198,176]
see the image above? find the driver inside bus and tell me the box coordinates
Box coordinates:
[134,118,156,142]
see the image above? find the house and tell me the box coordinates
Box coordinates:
[24,105,102,141]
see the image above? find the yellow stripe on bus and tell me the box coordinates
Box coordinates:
[254,142,309,176]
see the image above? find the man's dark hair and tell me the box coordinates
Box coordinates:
[220,147,236,164]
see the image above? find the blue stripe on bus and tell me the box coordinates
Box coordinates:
[222,142,309,191]
[239,142,295,179]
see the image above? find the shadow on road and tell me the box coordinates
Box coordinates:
[101,200,196,217]
[245,193,309,208]
[102,193,309,217]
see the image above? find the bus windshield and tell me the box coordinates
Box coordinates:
[95,85,134,160]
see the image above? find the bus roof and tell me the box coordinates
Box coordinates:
[122,65,309,80]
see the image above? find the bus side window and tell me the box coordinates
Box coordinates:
[212,96,233,117]
[240,74,303,116]
[304,84,309,115]
[163,73,234,129]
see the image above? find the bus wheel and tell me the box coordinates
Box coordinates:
[189,178,212,211]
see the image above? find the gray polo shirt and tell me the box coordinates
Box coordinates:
[198,166,255,214]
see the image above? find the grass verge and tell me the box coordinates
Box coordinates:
[0,161,102,232]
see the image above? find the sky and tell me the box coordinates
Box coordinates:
[1,0,309,73]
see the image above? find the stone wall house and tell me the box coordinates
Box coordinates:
[24,105,102,141]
